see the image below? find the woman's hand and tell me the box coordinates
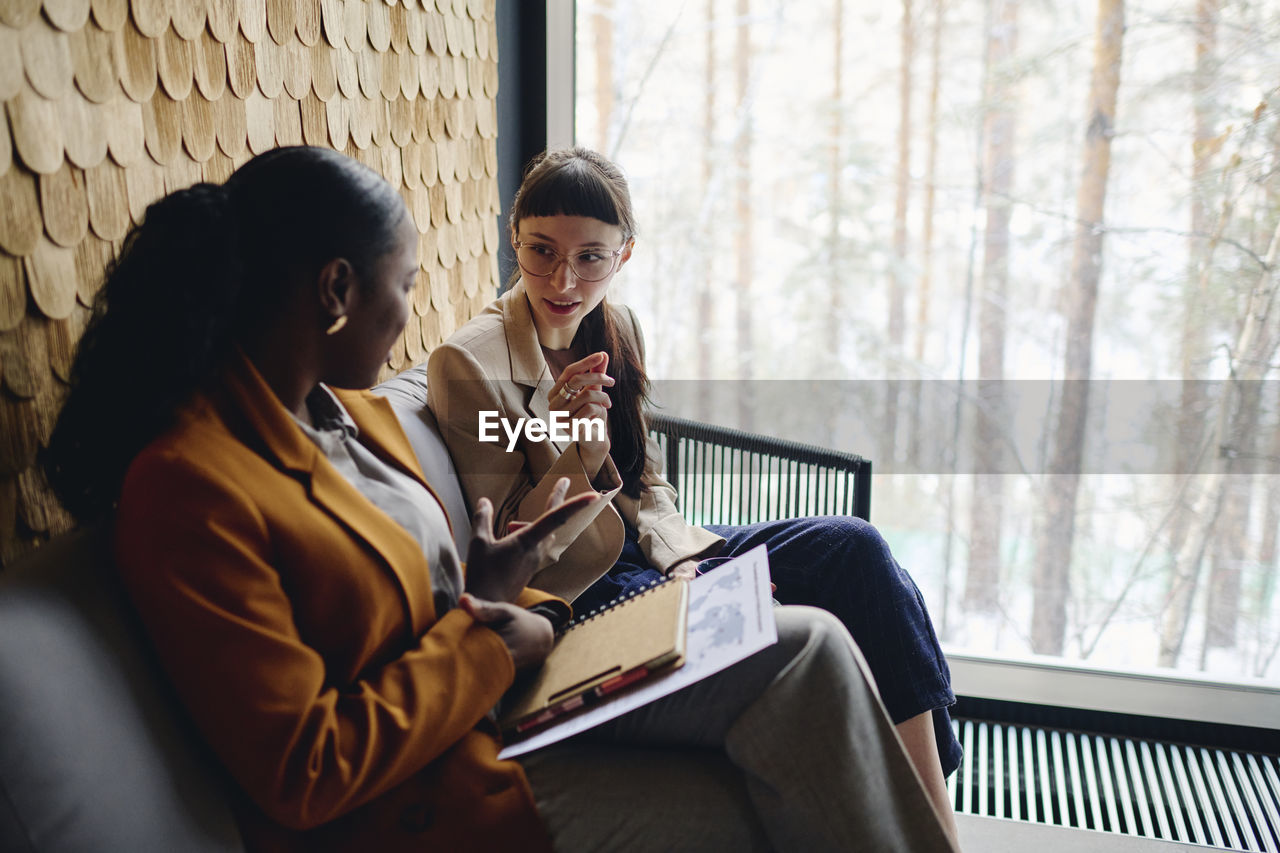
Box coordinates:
[668,559,701,581]
[549,351,613,478]
[465,477,599,603]
[669,558,776,593]
[459,594,554,669]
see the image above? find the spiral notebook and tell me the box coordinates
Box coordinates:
[499,579,689,737]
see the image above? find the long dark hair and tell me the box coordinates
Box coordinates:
[43,146,406,523]
[509,147,650,497]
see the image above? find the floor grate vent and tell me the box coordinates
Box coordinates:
[949,718,1280,850]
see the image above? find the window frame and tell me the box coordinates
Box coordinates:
[948,652,1280,729]
[525,1,1280,731]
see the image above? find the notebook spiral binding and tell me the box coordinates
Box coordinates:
[561,577,677,632]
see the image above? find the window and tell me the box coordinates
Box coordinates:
[571,0,1280,693]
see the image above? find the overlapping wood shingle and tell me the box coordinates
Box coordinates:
[0,0,503,563]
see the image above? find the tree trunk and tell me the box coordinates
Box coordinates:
[940,5,991,640]
[1202,468,1250,656]
[908,0,942,463]
[1203,352,1264,661]
[593,0,615,154]
[1031,0,1125,656]
[966,0,1019,615]
[1158,215,1280,667]
[697,0,715,412]
[1256,115,1280,678]
[735,0,754,429]
[1170,0,1219,569]
[827,0,844,358]
[1260,414,1280,572]
[881,0,913,464]
[1255,399,1280,677]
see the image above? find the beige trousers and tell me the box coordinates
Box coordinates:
[519,606,958,853]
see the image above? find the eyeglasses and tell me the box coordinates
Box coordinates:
[513,241,626,282]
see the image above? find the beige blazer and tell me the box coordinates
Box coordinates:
[427,283,724,602]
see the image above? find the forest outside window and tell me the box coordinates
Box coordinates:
[570,0,1280,690]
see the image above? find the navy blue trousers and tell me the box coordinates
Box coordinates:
[574,515,962,777]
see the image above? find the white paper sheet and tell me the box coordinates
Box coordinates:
[498,544,778,759]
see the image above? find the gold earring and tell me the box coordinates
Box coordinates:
[325,315,348,335]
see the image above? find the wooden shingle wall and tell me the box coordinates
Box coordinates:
[0,0,503,564]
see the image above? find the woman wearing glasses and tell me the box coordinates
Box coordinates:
[426,147,961,837]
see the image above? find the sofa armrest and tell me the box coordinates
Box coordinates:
[0,527,244,853]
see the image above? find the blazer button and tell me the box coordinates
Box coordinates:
[399,803,435,833]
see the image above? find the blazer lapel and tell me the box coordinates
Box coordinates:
[338,391,428,485]
[223,354,437,631]
[305,462,437,630]
[337,389,458,543]
[501,283,567,452]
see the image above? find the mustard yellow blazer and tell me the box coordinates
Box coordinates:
[427,283,724,602]
[114,353,558,853]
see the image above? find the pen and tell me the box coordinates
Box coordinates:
[513,665,654,734]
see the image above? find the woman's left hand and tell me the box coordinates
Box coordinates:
[465,477,600,603]
[670,558,776,593]
[668,559,700,581]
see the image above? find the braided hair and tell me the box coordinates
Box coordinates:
[43,146,405,523]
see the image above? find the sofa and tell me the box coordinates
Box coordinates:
[0,366,874,852]
[0,365,472,852]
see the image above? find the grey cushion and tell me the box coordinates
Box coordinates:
[0,527,243,853]
[375,362,474,554]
